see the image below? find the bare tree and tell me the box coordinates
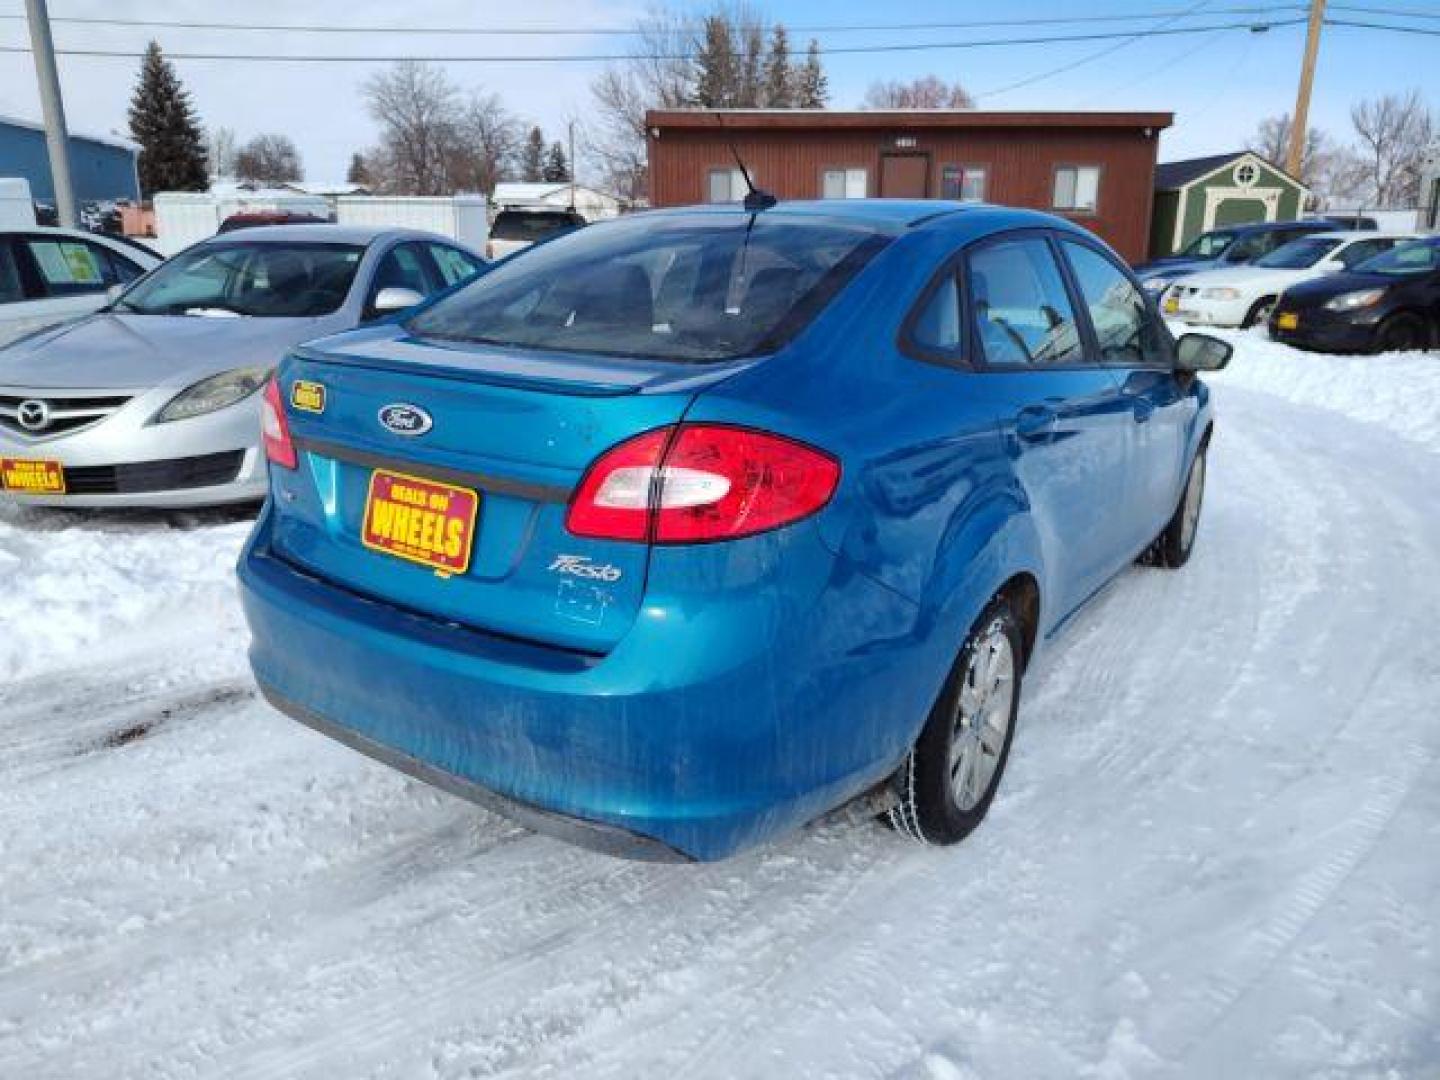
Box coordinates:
[363,61,461,195]
[862,76,974,110]
[586,8,693,201]
[1349,90,1435,207]
[1248,113,1329,189]
[234,133,303,187]
[448,91,521,195]
[207,126,237,179]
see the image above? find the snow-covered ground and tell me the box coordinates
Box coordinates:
[1,333,1437,1079]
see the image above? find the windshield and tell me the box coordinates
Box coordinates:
[491,212,584,243]
[1180,230,1237,259]
[1355,239,1440,276]
[1255,237,1341,269]
[407,212,893,362]
[116,242,365,317]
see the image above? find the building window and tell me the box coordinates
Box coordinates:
[1053,165,1100,213]
[707,167,749,203]
[821,167,868,199]
[941,164,987,202]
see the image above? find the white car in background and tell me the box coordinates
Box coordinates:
[1161,231,1417,329]
[1,227,161,346]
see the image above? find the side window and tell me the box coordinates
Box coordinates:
[428,244,482,287]
[370,242,437,308]
[21,238,110,296]
[0,242,24,304]
[1062,240,1168,367]
[1337,239,1388,269]
[911,272,962,353]
[103,248,146,284]
[966,237,1083,367]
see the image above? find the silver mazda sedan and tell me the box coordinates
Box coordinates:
[0,225,484,507]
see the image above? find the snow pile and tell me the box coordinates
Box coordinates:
[0,506,251,679]
[1179,324,1440,456]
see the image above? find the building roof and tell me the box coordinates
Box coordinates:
[0,112,139,153]
[492,181,622,205]
[1155,151,1302,191]
[647,108,1174,132]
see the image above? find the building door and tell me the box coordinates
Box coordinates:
[880,154,930,197]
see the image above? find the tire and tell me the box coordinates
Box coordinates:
[1147,446,1207,569]
[1242,296,1277,329]
[1372,312,1429,354]
[888,597,1023,846]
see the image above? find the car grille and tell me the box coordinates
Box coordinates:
[62,451,247,495]
[0,394,132,437]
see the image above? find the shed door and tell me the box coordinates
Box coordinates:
[1212,197,1269,228]
[880,154,930,197]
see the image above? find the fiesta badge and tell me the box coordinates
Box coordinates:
[290,379,326,414]
[378,403,433,437]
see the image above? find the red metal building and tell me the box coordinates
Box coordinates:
[646,109,1174,263]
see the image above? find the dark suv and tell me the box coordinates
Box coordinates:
[1134,220,1336,297]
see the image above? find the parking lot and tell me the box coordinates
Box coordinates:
[2,332,1436,1079]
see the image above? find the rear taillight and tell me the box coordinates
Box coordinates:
[261,377,297,470]
[566,424,840,544]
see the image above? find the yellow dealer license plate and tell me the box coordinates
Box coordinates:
[0,457,65,494]
[1276,311,1299,331]
[1163,295,1180,314]
[361,469,479,576]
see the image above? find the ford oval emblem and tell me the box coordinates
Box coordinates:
[377,403,432,437]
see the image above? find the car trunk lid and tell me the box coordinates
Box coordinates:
[268,328,744,653]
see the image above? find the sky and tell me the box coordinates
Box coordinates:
[1,0,1438,185]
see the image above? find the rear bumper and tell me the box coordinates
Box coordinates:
[238,506,927,861]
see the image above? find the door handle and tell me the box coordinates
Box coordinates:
[1015,405,1058,442]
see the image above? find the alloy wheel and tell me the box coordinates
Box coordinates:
[949,626,1015,812]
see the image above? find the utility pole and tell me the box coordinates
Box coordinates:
[1287,0,1326,180]
[25,0,78,228]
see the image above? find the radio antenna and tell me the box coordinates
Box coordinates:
[715,113,777,212]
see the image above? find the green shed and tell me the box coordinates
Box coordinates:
[1149,151,1309,258]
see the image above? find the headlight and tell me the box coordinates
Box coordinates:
[1201,287,1240,300]
[1323,288,1386,312]
[153,366,269,423]
[1141,277,1169,293]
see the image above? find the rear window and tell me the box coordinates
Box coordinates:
[490,211,584,243]
[408,213,892,362]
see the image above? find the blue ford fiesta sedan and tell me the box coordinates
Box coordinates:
[238,200,1231,862]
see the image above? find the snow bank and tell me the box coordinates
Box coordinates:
[1180,324,1440,456]
[0,507,251,679]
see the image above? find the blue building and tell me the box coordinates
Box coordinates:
[0,113,141,204]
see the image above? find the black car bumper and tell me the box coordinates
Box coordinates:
[1268,307,1381,353]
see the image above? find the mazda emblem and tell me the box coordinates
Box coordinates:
[377,403,432,437]
[16,399,50,432]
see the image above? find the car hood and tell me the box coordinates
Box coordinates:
[1278,271,1395,307]
[1177,265,1309,291]
[0,311,346,390]
[1135,256,1214,279]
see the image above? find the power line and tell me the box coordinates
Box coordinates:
[976,0,1220,100]
[1325,15,1440,33]
[1329,3,1440,18]
[0,19,1312,63]
[0,6,1310,36]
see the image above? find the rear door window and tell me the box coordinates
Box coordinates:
[427,243,483,286]
[490,212,581,244]
[965,236,1084,367]
[1061,240,1169,367]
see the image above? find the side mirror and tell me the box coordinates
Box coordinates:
[1175,332,1233,373]
[372,286,425,314]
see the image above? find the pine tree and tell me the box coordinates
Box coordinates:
[794,40,828,109]
[692,16,739,108]
[762,25,793,107]
[127,41,209,196]
[521,127,546,182]
[737,23,764,107]
[542,142,571,182]
[346,153,371,187]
